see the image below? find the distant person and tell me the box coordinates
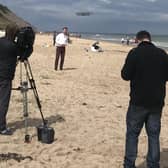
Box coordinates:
[0,23,19,135]
[135,37,138,43]
[53,31,57,46]
[91,41,103,52]
[54,27,69,70]
[121,37,125,44]
[126,36,130,45]
[121,30,168,168]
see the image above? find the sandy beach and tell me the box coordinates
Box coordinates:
[0,34,168,168]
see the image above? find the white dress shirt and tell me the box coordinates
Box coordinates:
[55,33,68,47]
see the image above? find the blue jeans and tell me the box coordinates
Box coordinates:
[124,105,162,168]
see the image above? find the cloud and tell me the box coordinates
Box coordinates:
[0,0,168,33]
[146,0,157,2]
[98,0,112,4]
[158,13,168,21]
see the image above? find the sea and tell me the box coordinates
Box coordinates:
[1,30,168,49]
[80,33,168,49]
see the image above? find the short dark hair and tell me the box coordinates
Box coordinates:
[136,30,151,41]
[63,27,68,30]
[5,23,19,41]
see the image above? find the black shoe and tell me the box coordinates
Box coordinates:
[0,128,13,135]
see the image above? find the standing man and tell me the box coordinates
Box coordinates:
[121,30,168,168]
[54,27,69,70]
[0,23,18,135]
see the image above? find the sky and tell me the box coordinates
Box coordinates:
[0,0,168,34]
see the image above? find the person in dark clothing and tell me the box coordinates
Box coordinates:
[53,31,57,46]
[121,30,168,168]
[0,23,18,135]
[126,36,130,45]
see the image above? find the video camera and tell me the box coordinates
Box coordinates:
[14,26,35,62]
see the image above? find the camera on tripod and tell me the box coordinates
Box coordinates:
[13,26,55,144]
[14,26,35,62]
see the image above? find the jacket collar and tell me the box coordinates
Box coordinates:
[138,41,154,47]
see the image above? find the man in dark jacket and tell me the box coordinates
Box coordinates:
[121,31,168,168]
[0,24,18,135]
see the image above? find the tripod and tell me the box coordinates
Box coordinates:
[13,59,47,143]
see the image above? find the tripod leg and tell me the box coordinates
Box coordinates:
[21,81,31,143]
[24,60,47,126]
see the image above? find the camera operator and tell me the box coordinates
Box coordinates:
[0,23,19,135]
[122,31,168,168]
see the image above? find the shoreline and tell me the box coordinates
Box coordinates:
[76,33,168,50]
[75,36,168,53]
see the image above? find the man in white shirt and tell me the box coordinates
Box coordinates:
[54,27,69,70]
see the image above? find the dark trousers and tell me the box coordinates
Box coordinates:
[0,79,12,131]
[55,46,65,70]
[124,105,162,168]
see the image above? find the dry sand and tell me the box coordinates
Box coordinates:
[0,34,168,168]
